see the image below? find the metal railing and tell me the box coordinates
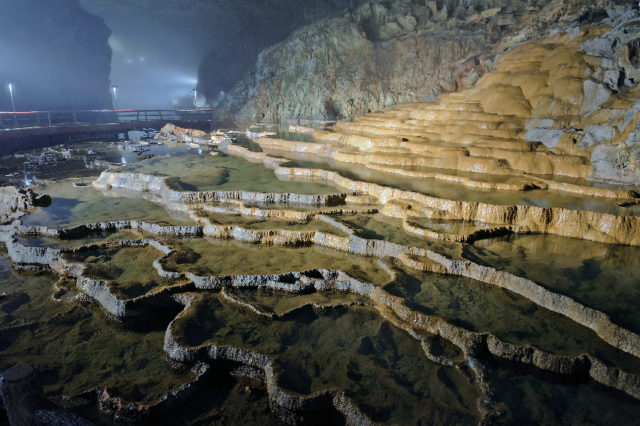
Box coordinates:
[0,108,213,130]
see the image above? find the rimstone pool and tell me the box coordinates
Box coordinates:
[1,129,640,425]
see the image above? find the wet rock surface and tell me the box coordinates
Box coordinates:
[155,124,207,142]
[0,187,49,225]
[2,128,640,424]
[0,365,91,426]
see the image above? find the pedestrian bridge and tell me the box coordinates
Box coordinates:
[0,108,213,150]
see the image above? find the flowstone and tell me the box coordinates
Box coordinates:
[2,105,640,423]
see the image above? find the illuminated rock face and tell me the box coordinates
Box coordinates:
[214,0,631,124]
[83,0,371,108]
[285,20,640,188]
[233,17,640,247]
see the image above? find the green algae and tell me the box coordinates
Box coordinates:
[64,245,175,299]
[15,229,144,251]
[0,257,65,328]
[338,213,461,255]
[224,287,369,316]
[0,307,194,402]
[161,238,391,286]
[198,211,350,237]
[154,371,282,426]
[0,255,192,403]
[386,265,640,374]
[119,154,340,194]
[486,358,640,425]
[175,292,480,424]
[466,234,640,335]
[22,181,194,228]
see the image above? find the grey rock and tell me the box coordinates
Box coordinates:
[580,125,616,149]
[524,128,565,148]
[525,118,555,130]
[591,145,629,182]
[603,69,621,89]
[581,80,610,115]
[0,187,42,225]
[77,277,127,318]
[581,37,617,57]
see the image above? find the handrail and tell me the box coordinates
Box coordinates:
[0,108,213,115]
[0,108,213,130]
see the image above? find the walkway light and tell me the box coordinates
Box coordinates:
[8,83,15,112]
[111,85,119,110]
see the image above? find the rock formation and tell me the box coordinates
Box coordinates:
[213,0,634,124]
[248,10,640,188]
[3,137,640,422]
[0,186,50,225]
[4,2,640,423]
[195,0,374,102]
[156,123,207,140]
[4,212,640,421]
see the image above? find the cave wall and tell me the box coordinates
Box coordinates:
[81,0,372,109]
[196,0,372,103]
[0,0,112,112]
[212,0,635,125]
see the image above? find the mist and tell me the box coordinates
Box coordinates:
[0,0,217,112]
[1,0,366,113]
[80,1,210,110]
[0,0,112,112]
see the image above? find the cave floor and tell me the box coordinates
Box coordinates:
[1,137,640,425]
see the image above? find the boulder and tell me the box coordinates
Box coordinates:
[155,123,207,141]
[524,128,565,149]
[0,187,50,225]
[591,145,626,182]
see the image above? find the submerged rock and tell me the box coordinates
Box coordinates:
[0,186,50,225]
[0,364,91,425]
